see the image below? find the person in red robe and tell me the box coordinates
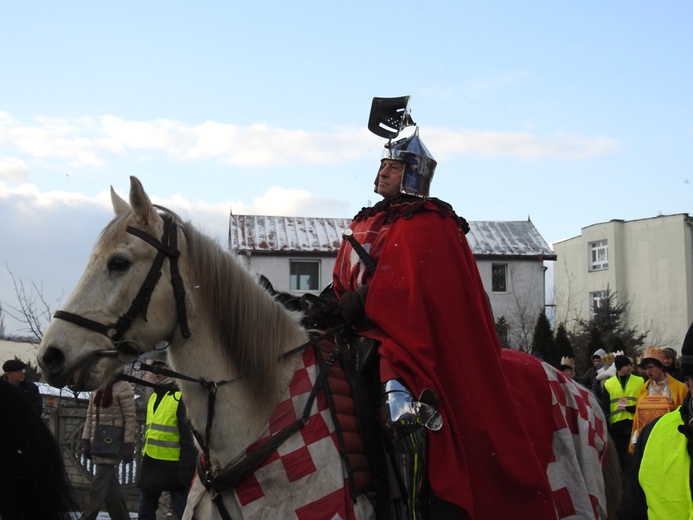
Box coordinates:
[333,104,556,519]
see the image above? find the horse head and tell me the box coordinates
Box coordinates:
[39,176,184,390]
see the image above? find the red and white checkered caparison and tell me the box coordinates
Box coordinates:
[231,347,361,520]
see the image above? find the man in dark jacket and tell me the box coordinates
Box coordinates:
[2,359,42,415]
[619,323,693,519]
[137,361,196,520]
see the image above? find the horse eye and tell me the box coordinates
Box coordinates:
[108,255,131,273]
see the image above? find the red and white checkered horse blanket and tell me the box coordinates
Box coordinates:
[191,347,607,520]
[230,347,373,520]
[502,350,609,519]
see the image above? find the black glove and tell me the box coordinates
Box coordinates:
[122,442,134,463]
[625,405,636,414]
[338,285,369,322]
[81,439,92,459]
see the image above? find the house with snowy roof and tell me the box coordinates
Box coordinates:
[229,214,556,349]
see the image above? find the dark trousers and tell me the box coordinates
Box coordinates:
[80,464,130,520]
[138,489,188,520]
[611,419,635,474]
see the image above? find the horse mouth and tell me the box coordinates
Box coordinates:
[56,352,118,391]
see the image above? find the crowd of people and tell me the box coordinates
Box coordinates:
[562,328,693,519]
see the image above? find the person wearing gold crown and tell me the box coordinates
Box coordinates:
[558,356,576,378]
[619,323,693,519]
[333,97,556,519]
[629,346,688,453]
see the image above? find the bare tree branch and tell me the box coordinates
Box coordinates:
[3,263,61,341]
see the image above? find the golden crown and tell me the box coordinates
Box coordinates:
[560,356,575,368]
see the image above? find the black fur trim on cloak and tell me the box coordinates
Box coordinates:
[352,196,470,235]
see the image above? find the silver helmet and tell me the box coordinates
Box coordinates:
[379,128,437,198]
[368,96,436,199]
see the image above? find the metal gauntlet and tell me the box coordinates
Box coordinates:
[379,379,442,520]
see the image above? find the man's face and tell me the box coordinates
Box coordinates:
[376,160,404,199]
[617,364,633,376]
[643,362,664,381]
[5,369,25,385]
[592,357,602,367]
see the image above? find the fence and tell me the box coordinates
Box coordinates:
[45,392,147,512]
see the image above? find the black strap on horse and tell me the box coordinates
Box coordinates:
[54,215,191,350]
[197,340,346,520]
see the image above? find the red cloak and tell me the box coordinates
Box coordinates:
[333,197,556,519]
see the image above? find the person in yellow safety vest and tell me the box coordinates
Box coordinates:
[619,322,693,520]
[137,361,196,520]
[601,355,644,472]
[629,346,689,453]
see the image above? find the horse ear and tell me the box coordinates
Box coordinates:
[111,186,131,217]
[128,176,158,228]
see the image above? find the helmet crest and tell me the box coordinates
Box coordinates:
[369,96,436,199]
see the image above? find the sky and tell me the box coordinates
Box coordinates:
[1,1,691,336]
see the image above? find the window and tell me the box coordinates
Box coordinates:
[289,260,320,291]
[492,263,507,292]
[590,290,608,317]
[589,239,608,271]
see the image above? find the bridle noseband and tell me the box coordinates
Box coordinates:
[54,215,191,353]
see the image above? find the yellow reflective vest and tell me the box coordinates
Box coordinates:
[143,391,182,462]
[639,409,693,519]
[604,375,644,424]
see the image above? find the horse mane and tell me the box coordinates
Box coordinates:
[180,219,307,393]
[98,208,306,404]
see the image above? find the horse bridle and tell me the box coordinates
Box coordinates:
[53,214,357,520]
[54,215,191,355]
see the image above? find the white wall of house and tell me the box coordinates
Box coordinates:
[553,214,693,350]
[478,257,548,348]
[0,339,40,367]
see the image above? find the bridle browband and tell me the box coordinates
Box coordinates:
[54,215,191,349]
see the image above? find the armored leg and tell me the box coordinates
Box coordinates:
[379,379,429,520]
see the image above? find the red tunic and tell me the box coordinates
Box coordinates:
[333,197,556,519]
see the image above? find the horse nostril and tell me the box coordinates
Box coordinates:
[42,347,66,373]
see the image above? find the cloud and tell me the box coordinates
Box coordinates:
[429,128,623,160]
[0,114,119,168]
[0,182,348,335]
[0,157,29,183]
[0,112,622,176]
[98,117,374,167]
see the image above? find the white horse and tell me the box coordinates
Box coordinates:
[39,176,374,519]
[39,177,621,519]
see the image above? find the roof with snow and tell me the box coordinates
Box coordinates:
[229,215,556,260]
[467,220,557,259]
[230,215,352,254]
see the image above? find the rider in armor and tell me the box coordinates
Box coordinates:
[333,97,556,519]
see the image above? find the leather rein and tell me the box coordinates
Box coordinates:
[52,215,352,520]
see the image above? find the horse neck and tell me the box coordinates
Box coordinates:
[167,226,308,463]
